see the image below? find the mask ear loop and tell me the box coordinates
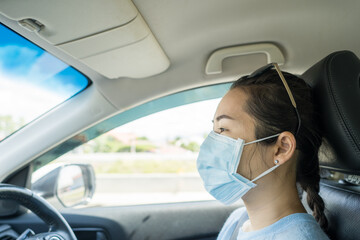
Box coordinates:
[250,164,280,183]
[243,133,281,183]
[243,133,280,145]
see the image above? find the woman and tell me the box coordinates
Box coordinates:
[197,63,330,239]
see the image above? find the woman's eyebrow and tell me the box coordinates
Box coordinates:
[214,114,235,122]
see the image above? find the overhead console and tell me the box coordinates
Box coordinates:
[0,0,170,79]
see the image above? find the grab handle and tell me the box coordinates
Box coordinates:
[205,43,285,75]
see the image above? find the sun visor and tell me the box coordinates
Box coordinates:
[57,15,169,79]
[0,0,170,79]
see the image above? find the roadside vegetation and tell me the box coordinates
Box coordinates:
[56,133,201,174]
[1,117,202,175]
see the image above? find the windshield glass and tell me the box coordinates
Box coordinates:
[0,24,90,141]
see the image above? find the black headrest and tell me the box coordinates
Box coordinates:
[302,51,360,174]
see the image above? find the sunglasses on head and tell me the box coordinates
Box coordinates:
[245,63,301,136]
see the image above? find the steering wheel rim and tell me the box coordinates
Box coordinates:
[0,184,77,240]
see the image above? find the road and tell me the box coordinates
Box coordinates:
[90,173,213,206]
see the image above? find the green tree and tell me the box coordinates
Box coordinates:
[168,136,181,145]
[180,141,200,152]
[89,135,157,153]
[136,136,149,140]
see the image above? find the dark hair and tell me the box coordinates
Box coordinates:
[231,69,328,231]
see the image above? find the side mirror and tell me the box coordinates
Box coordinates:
[32,164,95,208]
[56,164,95,207]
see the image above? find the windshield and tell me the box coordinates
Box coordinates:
[0,24,90,141]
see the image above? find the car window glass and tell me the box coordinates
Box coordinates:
[32,98,220,207]
[0,24,89,141]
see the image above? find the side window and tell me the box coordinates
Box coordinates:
[32,98,220,207]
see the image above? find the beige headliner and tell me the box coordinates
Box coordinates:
[1,0,359,107]
[110,0,360,108]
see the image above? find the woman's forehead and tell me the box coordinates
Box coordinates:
[214,89,257,140]
[215,89,249,120]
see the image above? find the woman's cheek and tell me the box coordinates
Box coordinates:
[236,149,251,178]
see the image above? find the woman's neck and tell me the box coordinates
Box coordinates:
[242,182,306,232]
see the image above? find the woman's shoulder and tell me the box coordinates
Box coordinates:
[218,210,330,240]
[265,213,330,240]
[280,213,329,239]
[234,212,329,240]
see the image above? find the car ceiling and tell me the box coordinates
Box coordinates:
[0,0,359,178]
[98,0,360,109]
[1,0,359,108]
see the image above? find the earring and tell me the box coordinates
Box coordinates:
[274,160,279,164]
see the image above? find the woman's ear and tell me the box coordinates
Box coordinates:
[273,131,296,165]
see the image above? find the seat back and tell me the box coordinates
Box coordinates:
[302,51,360,240]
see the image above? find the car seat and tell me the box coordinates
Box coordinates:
[302,51,360,240]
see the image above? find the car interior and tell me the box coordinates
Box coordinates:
[0,1,359,239]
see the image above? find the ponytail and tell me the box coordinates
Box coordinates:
[297,152,328,231]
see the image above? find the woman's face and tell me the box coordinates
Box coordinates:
[213,88,273,180]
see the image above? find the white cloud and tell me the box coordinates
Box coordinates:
[0,73,62,122]
[0,44,85,125]
[27,52,68,85]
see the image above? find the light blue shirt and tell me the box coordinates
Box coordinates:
[217,207,330,240]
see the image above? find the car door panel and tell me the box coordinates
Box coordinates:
[61,201,241,240]
[0,201,240,240]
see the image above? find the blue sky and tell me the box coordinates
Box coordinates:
[0,24,90,136]
[0,24,89,99]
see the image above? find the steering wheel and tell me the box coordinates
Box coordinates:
[0,184,77,240]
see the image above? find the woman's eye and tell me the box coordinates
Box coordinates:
[219,127,226,133]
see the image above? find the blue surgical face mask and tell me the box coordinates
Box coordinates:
[197,131,280,205]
